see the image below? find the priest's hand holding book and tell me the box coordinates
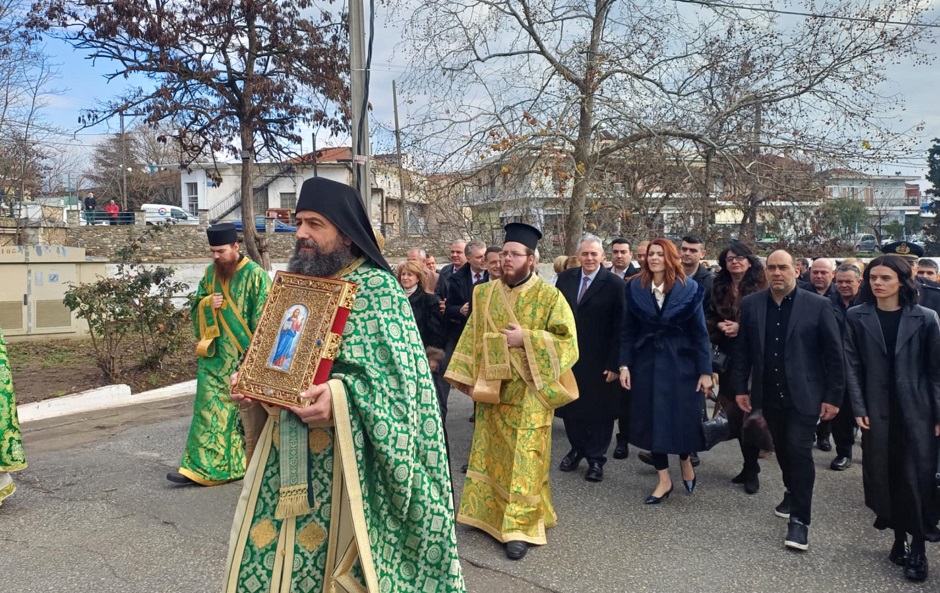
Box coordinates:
[230,371,334,425]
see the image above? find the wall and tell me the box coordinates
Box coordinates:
[64,223,301,262]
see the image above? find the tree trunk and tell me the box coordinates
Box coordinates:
[239,126,271,270]
[563,93,597,255]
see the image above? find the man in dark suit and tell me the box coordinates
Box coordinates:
[680,235,714,297]
[797,257,839,452]
[609,237,641,279]
[609,237,640,459]
[443,240,488,352]
[435,239,467,300]
[798,257,837,299]
[733,250,845,552]
[828,263,862,471]
[555,234,625,482]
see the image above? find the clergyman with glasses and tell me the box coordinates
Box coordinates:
[444,223,579,561]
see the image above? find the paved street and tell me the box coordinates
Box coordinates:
[1,392,937,592]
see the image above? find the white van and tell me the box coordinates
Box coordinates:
[141,204,199,226]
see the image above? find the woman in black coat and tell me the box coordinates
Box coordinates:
[397,260,445,349]
[619,238,712,504]
[707,243,768,494]
[843,256,940,583]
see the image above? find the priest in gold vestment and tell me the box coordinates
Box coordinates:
[445,223,578,561]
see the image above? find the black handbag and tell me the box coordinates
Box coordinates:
[701,394,731,450]
[711,343,731,374]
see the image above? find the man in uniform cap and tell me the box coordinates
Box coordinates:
[881,241,940,316]
[226,178,464,593]
[445,222,579,560]
[167,223,271,486]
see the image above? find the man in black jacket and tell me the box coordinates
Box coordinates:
[798,257,840,451]
[733,250,845,552]
[436,239,467,300]
[828,263,862,471]
[680,235,714,296]
[443,240,488,351]
[555,234,625,482]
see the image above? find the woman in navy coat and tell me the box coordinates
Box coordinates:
[619,238,713,504]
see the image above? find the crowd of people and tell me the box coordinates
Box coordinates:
[399,232,940,581]
[2,191,939,590]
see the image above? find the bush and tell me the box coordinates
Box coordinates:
[63,226,190,382]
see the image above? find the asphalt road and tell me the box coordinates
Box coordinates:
[1,392,937,593]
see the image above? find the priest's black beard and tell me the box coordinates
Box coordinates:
[288,239,355,277]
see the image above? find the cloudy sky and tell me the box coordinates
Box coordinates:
[36,0,940,188]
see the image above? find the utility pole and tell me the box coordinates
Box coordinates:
[311,132,318,177]
[120,110,127,211]
[392,80,407,238]
[349,0,372,218]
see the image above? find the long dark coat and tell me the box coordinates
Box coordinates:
[554,265,626,421]
[620,277,711,453]
[843,303,940,540]
[407,290,445,349]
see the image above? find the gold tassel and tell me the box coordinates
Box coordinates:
[274,484,314,519]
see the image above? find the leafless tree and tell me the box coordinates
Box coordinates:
[29,0,350,269]
[398,0,934,253]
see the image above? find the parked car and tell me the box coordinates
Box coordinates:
[855,234,878,252]
[141,204,199,226]
[231,216,297,233]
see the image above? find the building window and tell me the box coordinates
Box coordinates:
[280,192,296,211]
[253,188,267,215]
[186,182,198,215]
[406,204,428,236]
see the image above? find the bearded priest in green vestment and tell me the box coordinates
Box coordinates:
[0,324,26,508]
[166,223,271,487]
[224,177,465,593]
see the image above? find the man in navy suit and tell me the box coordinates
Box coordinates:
[555,234,625,482]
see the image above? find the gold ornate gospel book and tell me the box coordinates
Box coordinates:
[233,271,358,408]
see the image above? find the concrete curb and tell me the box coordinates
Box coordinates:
[19,379,197,424]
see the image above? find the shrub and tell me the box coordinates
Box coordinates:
[63,226,190,382]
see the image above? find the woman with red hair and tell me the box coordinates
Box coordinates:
[619,238,713,504]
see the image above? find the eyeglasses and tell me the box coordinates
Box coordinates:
[725,255,748,264]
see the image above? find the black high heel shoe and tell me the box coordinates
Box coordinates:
[644,484,674,504]
[683,474,697,494]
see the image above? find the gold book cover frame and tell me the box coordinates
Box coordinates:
[234,271,358,408]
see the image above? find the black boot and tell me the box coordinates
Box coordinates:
[905,551,928,582]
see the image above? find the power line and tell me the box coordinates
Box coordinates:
[674,0,940,29]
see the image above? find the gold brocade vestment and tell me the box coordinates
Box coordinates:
[445,274,578,545]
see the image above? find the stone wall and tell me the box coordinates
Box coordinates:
[64,223,301,262]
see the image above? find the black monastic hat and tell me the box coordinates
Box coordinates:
[295,177,391,272]
[206,223,238,246]
[881,240,925,260]
[503,222,542,251]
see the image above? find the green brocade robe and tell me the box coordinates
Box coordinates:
[0,324,26,506]
[444,275,578,545]
[223,260,465,593]
[181,257,270,485]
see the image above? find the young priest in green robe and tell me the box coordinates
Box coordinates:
[167,223,271,486]
[0,324,26,507]
[225,178,465,593]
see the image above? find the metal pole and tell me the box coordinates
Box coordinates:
[120,110,128,211]
[349,0,371,218]
[312,132,318,177]
[392,80,407,238]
